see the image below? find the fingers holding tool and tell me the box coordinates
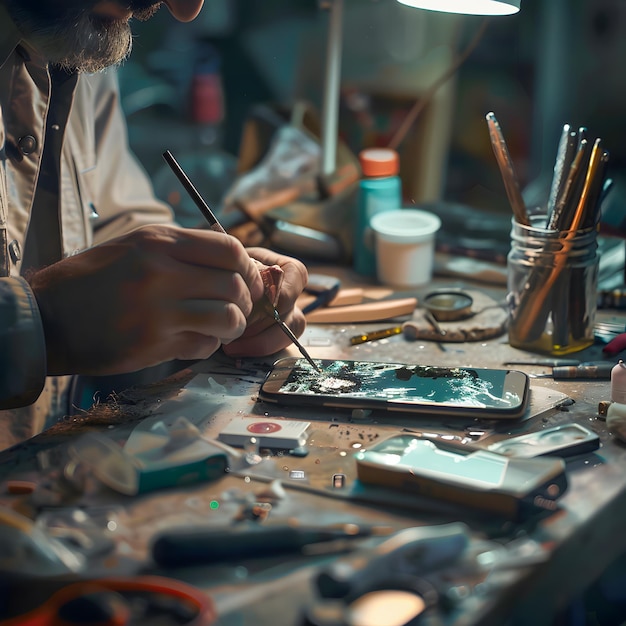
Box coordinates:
[29,225,263,374]
[163,150,317,368]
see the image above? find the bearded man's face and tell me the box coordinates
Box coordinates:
[4,1,163,73]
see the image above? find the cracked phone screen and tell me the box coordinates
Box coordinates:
[278,359,521,409]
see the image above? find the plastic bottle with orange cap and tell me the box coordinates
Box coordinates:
[353,147,402,276]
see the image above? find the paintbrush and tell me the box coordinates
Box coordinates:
[485,111,529,226]
[162,150,320,372]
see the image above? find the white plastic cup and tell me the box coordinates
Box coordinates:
[370,208,441,287]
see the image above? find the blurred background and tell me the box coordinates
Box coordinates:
[116,0,626,267]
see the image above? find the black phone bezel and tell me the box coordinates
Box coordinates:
[259,357,530,419]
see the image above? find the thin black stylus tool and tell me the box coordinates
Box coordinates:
[162,149,226,233]
[162,150,320,372]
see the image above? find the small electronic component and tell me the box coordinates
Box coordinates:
[332,473,346,489]
[218,417,311,450]
[598,400,611,418]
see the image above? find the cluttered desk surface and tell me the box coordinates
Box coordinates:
[1,272,626,626]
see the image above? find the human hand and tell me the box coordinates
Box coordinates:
[28,225,264,376]
[222,247,308,358]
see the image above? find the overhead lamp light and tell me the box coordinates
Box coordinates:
[396,0,520,16]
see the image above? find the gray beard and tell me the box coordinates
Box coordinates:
[4,2,160,73]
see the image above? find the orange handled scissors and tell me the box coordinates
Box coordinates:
[0,575,217,626]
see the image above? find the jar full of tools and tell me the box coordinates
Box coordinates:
[507,216,599,355]
[486,116,609,356]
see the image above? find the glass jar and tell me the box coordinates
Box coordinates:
[507,217,599,355]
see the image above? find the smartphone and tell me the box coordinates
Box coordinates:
[354,434,567,519]
[259,357,530,419]
[487,423,600,458]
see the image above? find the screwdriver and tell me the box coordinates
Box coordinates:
[533,361,615,380]
[151,523,393,567]
[163,150,320,372]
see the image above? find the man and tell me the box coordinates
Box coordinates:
[0,0,308,448]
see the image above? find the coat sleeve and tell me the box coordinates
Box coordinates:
[87,70,175,244]
[0,71,172,410]
[0,277,46,409]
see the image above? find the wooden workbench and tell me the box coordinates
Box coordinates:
[0,276,624,626]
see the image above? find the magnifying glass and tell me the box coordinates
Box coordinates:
[423,290,474,322]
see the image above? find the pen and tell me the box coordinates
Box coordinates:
[533,362,615,380]
[162,150,320,372]
[151,523,392,567]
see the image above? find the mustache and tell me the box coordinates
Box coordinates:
[89,1,163,20]
[127,0,160,7]
[126,1,163,15]
[5,1,163,23]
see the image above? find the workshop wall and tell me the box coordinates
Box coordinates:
[118,0,626,227]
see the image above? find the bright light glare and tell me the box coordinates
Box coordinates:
[396,0,520,15]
